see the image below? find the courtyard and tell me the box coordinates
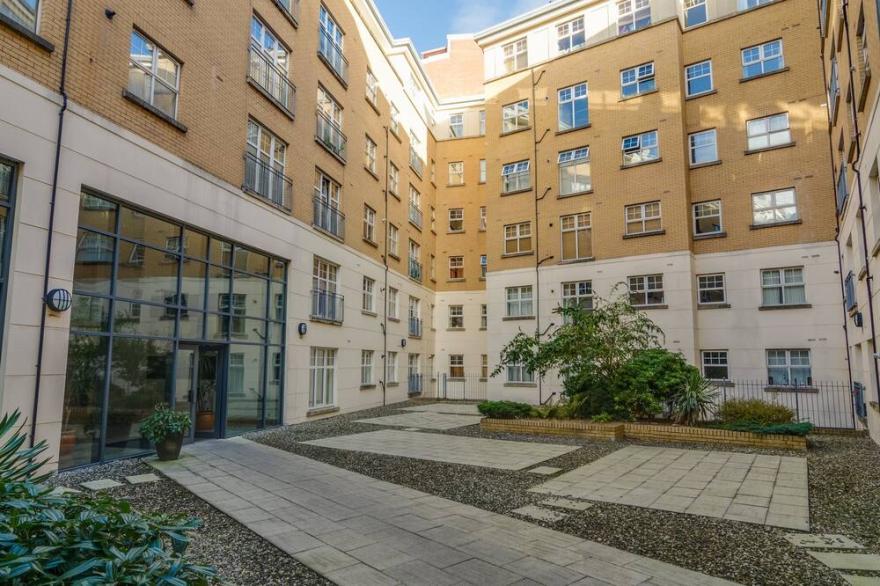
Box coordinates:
[50,399,880,585]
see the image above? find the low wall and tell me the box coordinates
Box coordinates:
[481,418,806,450]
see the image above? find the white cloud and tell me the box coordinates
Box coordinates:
[449,0,555,34]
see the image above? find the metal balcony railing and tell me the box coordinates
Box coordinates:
[311,289,344,323]
[845,272,857,312]
[248,44,296,114]
[243,152,292,210]
[837,166,849,213]
[408,317,422,338]
[408,259,422,282]
[502,170,531,194]
[409,148,424,178]
[273,0,301,23]
[316,111,347,160]
[318,27,348,82]
[313,193,345,240]
[408,204,423,228]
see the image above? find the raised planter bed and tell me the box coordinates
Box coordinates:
[480,418,807,450]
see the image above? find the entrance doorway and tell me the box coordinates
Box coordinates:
[176,344,227,440]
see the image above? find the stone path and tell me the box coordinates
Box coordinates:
[400,403,481,415]
[303,429,578,470]
[357,411,484,430]
[153,438,740,585]
[531,445,810,530]
[785,533,880,584]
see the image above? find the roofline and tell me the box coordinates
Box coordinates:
[474,0,585,42]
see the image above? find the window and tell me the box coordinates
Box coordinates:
[245,119,288,206]
[390,103,400,134]
[448,162,464,185]
[386,351,399,384]
[752,188,798,226]
[250,16,292,109]
[629,274,664,306]
[389,163,399,196]
[314,170,343,238]
[363,205,376,243]
[388,223,399,257]
[698,273,726,304]
[479,110,486,135]
[621,63,655,98]
[561,213,592,261]
[746,113,791,151]
[479,206,487,231]
[480,304,488,328]
[449,113,464,137]
[502,38,528,73]
[1,0,38,31]
[128,30,180,119]
[430,254,436,280]
[742,39,784,79]
[361,350,374,385]
[739,0,773,9]
[558,83,589,131]
[319,5,346,80]
[702,350,729,380]
[365,69,379,105]
[625,202,662,235]
[388,287,399,319]
[309,348,336,408]
[481,355,489,379]
[502,100,530,133]
[502,161,531,193]
[689,129,718,165]
[558,147,591,195]
[618,0,651,34]
[506,286,534,317]
[449,354,465,378]
[409,186,422,227]
[504,222,532,255]
[408,353,421,387]
[479,159,487,183]
[507,362,535,383]
[622,130,659,165]
[693,200,722,236]
[767,349,811,386]
[685,0,707,26]
[362,276,375,313]
[408,240,421,280]
[430,207,436,232]
[312,257,341,320]
[557,16,586,53]
[448,208,464,232]
[316,87,345,157]
[685,60,713,97]
[761,267,806,306]
[449,256,464,280]
[562,281,593,311]
[480,254,487,279]
[364,136,377,173]
[449,305,464,329]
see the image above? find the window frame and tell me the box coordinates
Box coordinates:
[697,273,726,304]
[617,0,651,34]
[557,16,586,53]
[449,354,465,378]
[501,160,531,194]
[448,208,464,232]
[689,129,718,166]
[684,0,708,26]
[448,161,465,185]
[746,112,791,152]
[558,82,589,131]
[449,112,464,137]
[761,267,806,307]
[502,100,530,133]
[628,274,665,307]
[361,349,374,385]
[448,305,464,329]
[309,347,336,408]
[363,204,376,243]
[504,221,533,255]
[560,212,592,261]
[685,60,713,97]
[562,280,594,312]
[362,276,375,313]
[620,62,656,98]
[621,130,660,166]
[741,39,784,79]
[505,285,534,318]
[502,37,529,73]
[701,350,729,381]
[766,349,812,387]
[448,255,464,280]
[558,147,591,195]
[751,188,798,226]
[128,29,181,119]
[625,201,662,236]
[693,200,723,236]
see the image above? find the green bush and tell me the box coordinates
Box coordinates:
[591,413,613,423]
[717,421,813,436]
[670,371,717,425]
[0,410,217,584]
[718,399,795,426]
[140,403,192,443]
[477,400,533,419]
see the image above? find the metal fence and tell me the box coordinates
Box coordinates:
[422,373,488,402]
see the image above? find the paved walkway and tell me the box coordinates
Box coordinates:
[357,411,484,430]
[152,438,739,585]
[400,403,482,415]
[531,445,809,530]
[303,429,579,470]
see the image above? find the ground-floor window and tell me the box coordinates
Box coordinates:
[507,362,534,384]
[701,350,729,380]
[0,159,16,361]
[310,347,336,408]
[767,349,811,386]
[449,354,464,378]
[60,191,286,469]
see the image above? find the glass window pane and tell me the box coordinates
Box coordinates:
[210,238,234,266]
[115,241,179,303]
[74,229,115,295]
[232,271,269,318]
[113,301,176,338]
[79,193,117,232]
[179,311,205,339]
[183,229,209,259]
[226,344,266,435]
[118,206,180,248]
[60,335,109,468]
[207,265,231,312]
[70,294,111,332]
[181,260,207,312]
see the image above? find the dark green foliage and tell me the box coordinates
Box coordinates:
[590,413,613,423]
[718,399,795,426]
[140,403,192,443]
[0,410,50,484]
[477,401,533,419]
[716,421,813,436]
[671,370,718,425]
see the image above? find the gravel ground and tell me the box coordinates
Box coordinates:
[51,459,331,586]
[250,400,880,586]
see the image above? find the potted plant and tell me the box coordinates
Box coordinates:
[140,404,192,461]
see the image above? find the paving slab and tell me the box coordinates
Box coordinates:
[511,505,568,522]
[808,552,880,572]
[785,534,864,550]
[843,575,880,586]
[152,438,741,586]
[125,473,160,484]
[531,445,809,530]
[303,429,578,470]
[528,466,563,476]
[357,411,483,430]
[400,403,481,415]
[80,478,123,491]
[540,498,594,511]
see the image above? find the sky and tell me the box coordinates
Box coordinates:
[374,0,555,53]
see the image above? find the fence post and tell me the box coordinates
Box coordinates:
[442,373,447,400]
[794,382,801,422]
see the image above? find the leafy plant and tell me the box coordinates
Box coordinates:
[670,371,717,425]
[0,410,50,484]
[717,421,813,436]
[591,413,613,423]
[718,399,794,426]
[140,404,192,443]
[477,400,533,419]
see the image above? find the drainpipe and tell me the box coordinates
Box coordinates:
[31,0,74,447]
[381,125,390,406]
[530,69,544,404]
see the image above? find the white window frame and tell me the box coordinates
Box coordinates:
[558,147,591,195]
[365,135,377,173]
[479,206,487,231]
[504,222,532,255]
[761,267,806,307]
[128,30,181,119]
[557,16,586,53]
[558,83,589,131]
[502,38,528,73]
[507,362,535,383]
[362,276,375,313]
[389,163,399,196]
[480,303,488,328]
[506,286,534,318]
[742,39,784,79]
[361,350,374,385]
[684,0,708,26]
[479,159,487,183]
[629,274,665,307]
[625,202,662,235]
[363,204,376,242]
[449,256,464,280]
[620,62,655,98]
[560,212,592,261]
[390,103,400,134]
[562,281,593,311]
[449,112,464,137]
[480,254,487,279]
[502,100,530,133]
[622,130,659,166]
[693,200,723,236]
[689,129,718,165]
[685,60,713,97]
[697,273,726,304]
[751,188,798,226]
[388,223,399,257]
[617,0,651,34]
[312,257,338,294]
[767,349,811,386]
[386,351,399,384]
[448,208,464,232]
[449,305,464,329]
[746,113,791,152]
[701,350,729,381]
[387,287,399,319]
[309,347,336,408]
[449,354,465,378]
[448,161,464,185]
[502,160,531,193]
[365,69,378,106]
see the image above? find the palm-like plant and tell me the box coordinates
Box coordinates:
[672,371,718,425]
[0,409,50,484]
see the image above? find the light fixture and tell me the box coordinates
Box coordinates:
[45,288,72,312]
[297,322,308,336]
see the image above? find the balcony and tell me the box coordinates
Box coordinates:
[408,258,422,282]
[409,148,424,178]
[408,204,423,229]
[311,289,344,323]
[318,27,348,83]
[316,111,347,161]
[502,170,531,194]
[273,0,300,24]
[408,317,422,338]
[243,152,292,211]
[837,166,849,213]
[313,193,345,240]
[248,43,296,117]
[845,272,857,312]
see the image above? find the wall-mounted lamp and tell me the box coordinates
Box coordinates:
[400,338,407,348]
[297,322,308,336]
[45,288,72,313]
[104,8,116,19]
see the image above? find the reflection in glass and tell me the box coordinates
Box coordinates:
[183,229,209,259]
[78,193,117,232]
[118,205,180,249]
[113,301,176,338]
[226,344,264,436]
[181,260,207,311]
[115,241,178,303]
[74,229,114,295]
[60,335,108,468]
[206,265,231,312]
[233,271,268,318]
[210,238,233,266]
[179,311,205,340]
[70,294,111,332]
[265,347,283,426]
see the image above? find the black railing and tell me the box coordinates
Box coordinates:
[248,44,296,114]
[845,272,857,311]
[837,165,849,212]
[274,0,301,23]
[408,259,422,282]
[243,152,292,210]
[316,111,347,160]
[313,194,345,240]
[318,27,348,81]
[409,203,423,228]
[408,317,422,338]
[409,148,424,177]
[311,289,344,323]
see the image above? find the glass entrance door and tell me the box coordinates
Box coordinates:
[177,344,226,439]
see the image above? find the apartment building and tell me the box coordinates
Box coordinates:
[0,0,854,467]
[822,0,880,442]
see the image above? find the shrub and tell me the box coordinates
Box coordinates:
[591,413,613,423]
[477,401,533,419]
[670,371,717,425]
[718,421,813,436]
[140,403,192,443]
[718,399,795,426]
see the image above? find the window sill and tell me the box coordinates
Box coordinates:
[390,129,401,143]
[685,89,717,101]
[312,224,345,244]
[750,219,802,230]
[559,257,595,265]
[708,380,735,388]
[503,315,535,321]
[447,327,465,332]
[247,77,295,120]
[388,253,400,261]
[744,142,796,156]
[504,383,537,388]
[501,188,533,197]
[558,190,593,199]
[694,231,727,240]
[307,406,340,417]
[555,124,592,136]
[310,316,343,326]
[360,384,377,391]
[447,230,465,235]
[501,127,532,138]
[272,0,299,27]
[389,191,400,201]
[621,158,662,170]
[764,385,819,393]
[0,13,54,52]
[633,304,668,310]
[740,67,790,83]
[409,220,422,232]
[366,96,381,115]
[758,304,813,311]
[859,266,869,280]
[388,317,401,323]
[479,327,487,331]
[122,90,188,133]
[447,278,465,283]
[501,251,534,259]
[698,303,731,310]
[446,183,465,188]
[363,237,378,248]
[624,229,666,240]
[387,383,399,388]
[690,160,722,170]
[618,88,658,102]
[362,310,377,317]
[364,166,380,181]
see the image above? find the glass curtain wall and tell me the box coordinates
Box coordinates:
[61,191,286,468]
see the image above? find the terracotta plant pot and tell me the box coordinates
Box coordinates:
[196,411,215,433]
[59,430,77,458]
[155,432,184,461]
